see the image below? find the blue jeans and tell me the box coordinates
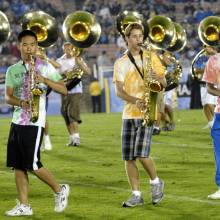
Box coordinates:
[211,113,220,186]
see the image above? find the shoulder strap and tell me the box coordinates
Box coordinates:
[127,51,144,79]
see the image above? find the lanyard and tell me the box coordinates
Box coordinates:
[127,50,144,79]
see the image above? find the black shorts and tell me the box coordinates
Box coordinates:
[7,123,44,171]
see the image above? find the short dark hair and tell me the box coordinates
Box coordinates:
[18,30,37,42]
[124,22,144,37]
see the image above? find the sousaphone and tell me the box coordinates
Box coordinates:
[0,11,10,44]
[21,10,59,47]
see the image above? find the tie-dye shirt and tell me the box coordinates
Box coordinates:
[203,53,220,113]
[5,58,62,127]
[113,51,165,119]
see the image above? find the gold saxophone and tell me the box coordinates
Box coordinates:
[139,41,162,126]
[29,55,43,123]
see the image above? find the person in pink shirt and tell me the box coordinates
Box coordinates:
[203,50,220,199]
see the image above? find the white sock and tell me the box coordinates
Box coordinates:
[208,120,214,128]
[74,133,80,138]
[150,177,160,185]
[132,190,141,197]
[44,134,50,141]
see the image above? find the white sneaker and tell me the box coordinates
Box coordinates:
[54,184,70,213]
[44,135,52,150]
[5,200,33,216]
[208,189,220,199]
[73,137,80,146]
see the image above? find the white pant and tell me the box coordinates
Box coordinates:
[200,86,217,106]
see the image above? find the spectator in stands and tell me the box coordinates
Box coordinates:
[89,77,102,113]
[97,50,112,67]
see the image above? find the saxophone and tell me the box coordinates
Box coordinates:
[29,55,43,123]
[139,40,162,126]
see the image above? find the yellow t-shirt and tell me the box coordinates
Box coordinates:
[113,51,165,119]
[89,81,102,96]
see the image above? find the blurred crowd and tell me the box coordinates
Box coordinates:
[0,0,220,71]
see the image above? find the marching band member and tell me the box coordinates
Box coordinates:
[57,42,91,146]
[113,22,166,207]
[5,30,69,216]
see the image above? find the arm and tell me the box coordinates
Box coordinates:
[35,74,67,95]
[207,82,220,96]
[5,87,29,109]
[115,80,145,110]
[46,58,61,69]
[44,78,67,95]
[76,56,91,75]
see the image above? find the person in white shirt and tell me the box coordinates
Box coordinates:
[57,42,91,146]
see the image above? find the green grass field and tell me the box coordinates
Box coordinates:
[0,110,219,220]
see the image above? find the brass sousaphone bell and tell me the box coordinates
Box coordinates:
[116,10,148,39]
[0,11,10,44]
[21,10,59,47]
[62,10,101,48]
[191,16,220,81]
[198,16,220,47]
[147,15,176,49]
[62,11,101,89]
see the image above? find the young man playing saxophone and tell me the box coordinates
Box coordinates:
[5,30,69,216]
[113,22,166,207]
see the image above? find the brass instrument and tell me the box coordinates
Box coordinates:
[116,10,148,39]
[167,23,187,52]
[161,52,182,91]
[21,11,58,122]
[63,66,84,82]
[62,11,101,89]
[21,10,58,47]
[0,11,10,44]
[191,48,216,81]
[29,55,43,123]
[191,16,220,81]
[198,16,220,47]
[147,15,176,50]
[139,41,163,126]
[148,20,186,91]
[62,11,101,48]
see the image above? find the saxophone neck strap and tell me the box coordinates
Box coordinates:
[127,50,144,79]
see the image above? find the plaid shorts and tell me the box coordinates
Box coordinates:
[121,119,153,160]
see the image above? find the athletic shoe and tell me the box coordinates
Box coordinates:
[151,179,164,204]
[73,137,80,146]
[44,135,52,150]
[208,189,220,199]
[66,137,74,146]
[122,194,144,207]
[5,200,33,216]
[152,128,160,135]
[54,184,70,213]
[167,123,175,131]
[202,123,209,129]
